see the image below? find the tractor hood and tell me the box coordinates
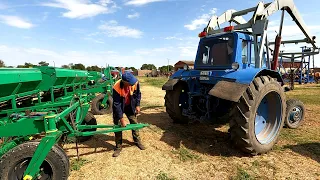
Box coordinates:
[170,68,282,85]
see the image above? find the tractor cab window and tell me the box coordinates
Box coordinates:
[197,35,234,67]
[242,41,248,64]
[250,42,256,67]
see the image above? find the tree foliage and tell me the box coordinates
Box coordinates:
[86,65,102,72]
[38,61,49,66]
[0,60,5,67]
[158,65,173,73]
[141,64,156,70]
[61,65,70,69]
[17,62,34,68]
[71,63,86,70]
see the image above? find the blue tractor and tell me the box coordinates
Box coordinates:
[162,0,318,155]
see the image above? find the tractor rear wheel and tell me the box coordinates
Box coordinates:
[91,94,113,115]
[229,76,286,155]
[0,141,69,180]
[284,99,305,129]
[164,83,189,124]
[77,111,97,142]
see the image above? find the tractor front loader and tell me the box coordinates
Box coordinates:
[162,0,318,155]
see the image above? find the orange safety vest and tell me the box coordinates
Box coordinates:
[113,80,138,97]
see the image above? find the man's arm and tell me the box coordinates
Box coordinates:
[136,82,141,107]
[112,89,123,121]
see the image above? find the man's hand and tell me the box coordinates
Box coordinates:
[135,106,141,114]
[120,118,127,127]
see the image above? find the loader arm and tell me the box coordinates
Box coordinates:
[257,0,317,49]
[205,0,317,49]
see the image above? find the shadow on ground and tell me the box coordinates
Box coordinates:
[63,134,136,158]
[138,107,246,157]
[284,142,320,163]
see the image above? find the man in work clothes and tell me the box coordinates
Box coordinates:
[112,72,146,157]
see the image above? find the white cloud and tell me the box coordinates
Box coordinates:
[98,20,143,38]
[127,12,140,19]
[134,47,172,55]
[267,25,320,39]
[42,0,117,19]
[42,12,49,21]
[184,8,217,30]
[165,36,183,40]
[125,0,166,6]
[0,15,33,29]
[84,37,105,44]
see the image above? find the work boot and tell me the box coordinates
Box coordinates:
[135,141,146,150]
[113,147,122,157]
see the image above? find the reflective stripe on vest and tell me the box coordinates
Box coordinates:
[113,80,138,97]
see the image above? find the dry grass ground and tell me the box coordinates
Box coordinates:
[64,78,320,180]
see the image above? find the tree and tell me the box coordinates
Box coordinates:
[72,63,85,70]
[38,61,49,66]
[86,65,101,72]
[17,62,34,68]
[159,65,174,73]
[0,60,5,67]
[61,65,70,69]
[141,64,156,70]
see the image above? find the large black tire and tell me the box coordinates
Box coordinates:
[91,94,113,115]
[164,83,189,124]
[0,141,69,180]
[77,111,98,142]
[229,76,286,155]
[284,99,305,129]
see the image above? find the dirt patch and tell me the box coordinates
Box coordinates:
[64,83,320,180]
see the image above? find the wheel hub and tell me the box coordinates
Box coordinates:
[289,107,302,124]
[254,92,282,145]
[9,158,53,180]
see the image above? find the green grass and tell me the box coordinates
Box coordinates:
[171,147,201,162]
[285,85,320,105]
[231,167,254,180]
[156,171,176,180]
[70,158,89,171]
[138,77,168,88]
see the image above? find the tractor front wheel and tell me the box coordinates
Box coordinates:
[91,94,113,115]
[284,99,305,129]
[229,76,286,155]
[0,141,69,180]
[164,83,189,124]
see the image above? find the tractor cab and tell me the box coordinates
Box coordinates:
[195,31,267,71]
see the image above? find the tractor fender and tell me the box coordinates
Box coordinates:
[162,79,180,91]
[209,69,283,102]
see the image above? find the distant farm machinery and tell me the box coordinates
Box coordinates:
[0,66,148,179]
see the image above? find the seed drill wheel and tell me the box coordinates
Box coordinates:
[164,83,189,124]
[77,111,98,142]
[91,94,113,115]
[284,99,305,129]
[0,141,69,180]
[229,76,286,155]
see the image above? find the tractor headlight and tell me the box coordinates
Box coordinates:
[183,64,189,71]
[232,62,239,70]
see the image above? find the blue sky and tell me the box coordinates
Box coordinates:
[0,0,320,69]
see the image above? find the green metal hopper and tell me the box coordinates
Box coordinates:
[36,66,89,91]
[0,68,42,99]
